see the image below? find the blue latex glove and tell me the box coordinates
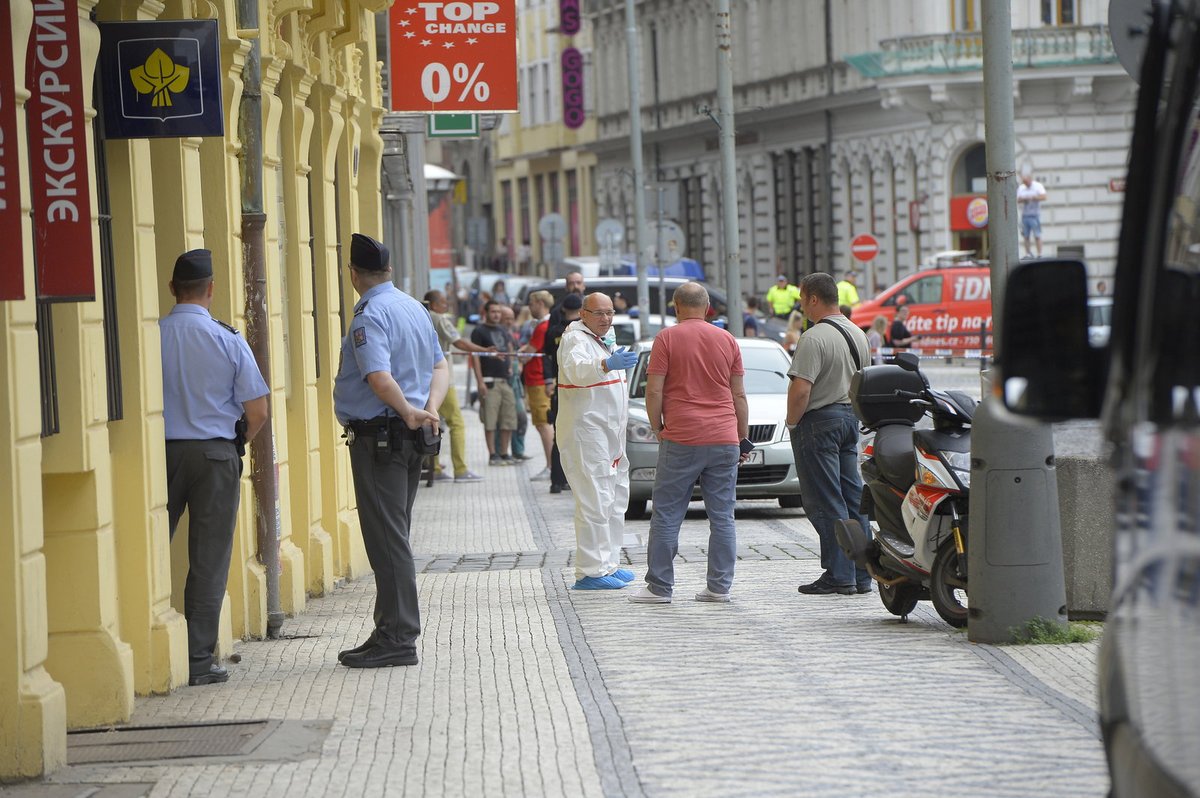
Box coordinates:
[605,347,638,372]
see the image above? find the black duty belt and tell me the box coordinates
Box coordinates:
[343,416,419,445]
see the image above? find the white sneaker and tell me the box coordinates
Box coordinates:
[694,587,731,603]
[627,586,671,604]
[530,468,551,482]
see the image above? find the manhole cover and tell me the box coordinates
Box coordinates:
[67,720,274,764]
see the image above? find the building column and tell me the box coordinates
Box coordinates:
[41,0,135,730]
[92,0,190,699]
[0,1,67,777]
[259,31,307,619]
[309,77,370,579]
[277,57,336,596]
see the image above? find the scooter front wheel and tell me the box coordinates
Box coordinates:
[930,540,969,628]
[879,581,921,617]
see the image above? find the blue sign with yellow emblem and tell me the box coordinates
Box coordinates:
[97,20,223,139]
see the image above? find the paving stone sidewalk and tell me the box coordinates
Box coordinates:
[11,391,1108,798]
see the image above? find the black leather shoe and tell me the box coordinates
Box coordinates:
[856,583,874,594]
[550,483,564,494]
[189,665,229,686]
[338,637,376,663]
[341,646,418,669]
[797,580,855,595]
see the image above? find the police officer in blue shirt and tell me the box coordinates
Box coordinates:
[161,248,269,686]
[334,233,448,668]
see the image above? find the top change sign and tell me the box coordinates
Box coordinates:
[390,1,518,114]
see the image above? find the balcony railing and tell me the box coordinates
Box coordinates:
[846,25,1115,79]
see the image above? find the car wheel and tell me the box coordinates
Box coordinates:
[778,494,803,509]
[625,499,648,520]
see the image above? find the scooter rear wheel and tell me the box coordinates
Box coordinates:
[879,581,921,617]
[930,540,969,628]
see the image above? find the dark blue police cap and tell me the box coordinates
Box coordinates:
[173,249,213,282]
[351,233,390,272]
[561,293,583,310]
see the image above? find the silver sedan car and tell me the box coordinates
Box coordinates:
[624,337,803,519]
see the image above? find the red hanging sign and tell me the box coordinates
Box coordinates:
[27,0,95,301]
[389,1,519,113]
[0,2,25,300]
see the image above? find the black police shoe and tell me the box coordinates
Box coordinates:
[341,646,418,669]
[338,637,376,663]
[188,664,230,686]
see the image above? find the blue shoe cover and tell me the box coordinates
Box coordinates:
[573,575,627,590]
[611,568,636,582]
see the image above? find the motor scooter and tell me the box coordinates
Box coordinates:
[835,352,976,626]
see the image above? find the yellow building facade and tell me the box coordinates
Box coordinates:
[491,0,598,275]
[1,0,387,778]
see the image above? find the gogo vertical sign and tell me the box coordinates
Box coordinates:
[28,0,94,301]
[390,1,518,113]
[0,2,25,300]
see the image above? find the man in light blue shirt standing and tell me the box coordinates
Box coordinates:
[161,248,269,686]
[333,233,448,669]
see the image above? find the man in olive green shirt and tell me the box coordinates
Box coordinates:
[424,290,492,482]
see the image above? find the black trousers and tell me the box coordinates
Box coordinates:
[347,433,423,648]
[548,389,567,488]
[166,439,241,676]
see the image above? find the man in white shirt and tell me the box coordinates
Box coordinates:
[1017,172,1048,258]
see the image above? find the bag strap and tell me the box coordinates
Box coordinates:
[818,318,862,371]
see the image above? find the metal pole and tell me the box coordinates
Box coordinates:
[236,0,283,639]
[624,0,650,334]
[822,0,835,272]
[407,131,432,300]
[715,0,742,336]
[656,186,667,329]
[969,0,1067,644]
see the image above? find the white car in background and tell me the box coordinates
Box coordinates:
[610,314,676,348]
[624,337,803,519]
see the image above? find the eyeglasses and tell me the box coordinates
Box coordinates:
[584,309,615,318]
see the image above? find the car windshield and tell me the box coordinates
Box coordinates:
[629,344,790,398]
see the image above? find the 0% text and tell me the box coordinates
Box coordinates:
[421,62,490,103]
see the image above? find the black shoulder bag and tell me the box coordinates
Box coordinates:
[817,318,862,370]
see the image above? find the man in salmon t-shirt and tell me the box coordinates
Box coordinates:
[628,282,750,605]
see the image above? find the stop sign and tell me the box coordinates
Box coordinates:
[851,233,879,262]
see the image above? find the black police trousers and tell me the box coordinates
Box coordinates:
[166,438,241,677]
[347,429,423,649]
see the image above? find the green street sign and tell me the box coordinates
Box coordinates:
[427,114,480,139]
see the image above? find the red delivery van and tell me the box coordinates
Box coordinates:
[850,263,992,350]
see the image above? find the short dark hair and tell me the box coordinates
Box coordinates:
[173,277,212,300]
[484,300,502,313]
[799,272,838,306]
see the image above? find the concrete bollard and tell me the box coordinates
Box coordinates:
[1054,455,1115,620]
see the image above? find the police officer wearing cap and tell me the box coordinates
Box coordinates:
[161,248,269,686]
[334,233,448,669]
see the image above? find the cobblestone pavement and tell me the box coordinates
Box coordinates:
[22,381,1109,798]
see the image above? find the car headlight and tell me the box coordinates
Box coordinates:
[781,424,790,442]
[627,418,657,443]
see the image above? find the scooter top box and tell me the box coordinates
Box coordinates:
[850,365,926,426]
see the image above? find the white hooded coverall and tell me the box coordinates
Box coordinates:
[556,320,630,580]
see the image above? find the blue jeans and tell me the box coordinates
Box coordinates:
[791,404,871,588]
[645,439,739,597]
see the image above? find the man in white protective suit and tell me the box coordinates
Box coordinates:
[556,292,641,590]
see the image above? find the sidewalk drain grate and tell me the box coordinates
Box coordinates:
[67,720,274,764]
